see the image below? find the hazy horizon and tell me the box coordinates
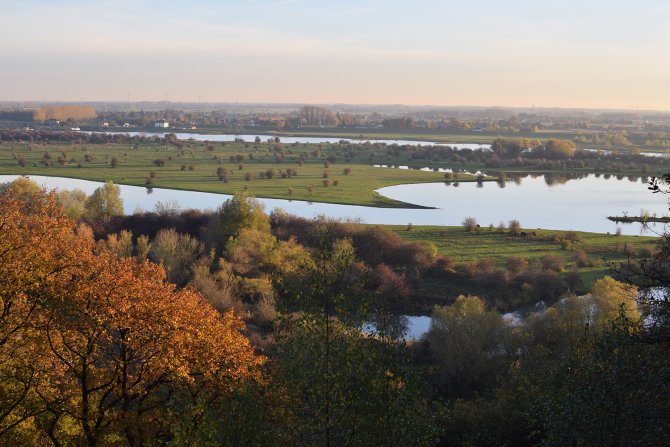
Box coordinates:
[2,0,669,111]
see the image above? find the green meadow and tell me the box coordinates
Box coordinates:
[0,139,487,207]
[387,225,657,290]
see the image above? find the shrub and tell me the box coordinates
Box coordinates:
[508,219,521,235]
[463,216,479,232]
[564,230,579,241]
[506,256,527,274]
[638,245,655,258]
[540,255,565,272]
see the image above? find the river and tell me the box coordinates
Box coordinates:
[0,173,666,236]
[97,131,490,150]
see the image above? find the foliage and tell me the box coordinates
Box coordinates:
[0,186,263,445]
[149,227,204,286]
[84,180,124,221]
[209,192,271,254]
[427,296,514,398]
[462,216,478,232]
[276,315,437,447]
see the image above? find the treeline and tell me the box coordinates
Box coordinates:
[384,137,670,172]
[0,129,163,144]
[0,110,35,122]
[33,105,97,122]
[421,283,669,446]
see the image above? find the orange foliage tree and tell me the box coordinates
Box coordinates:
[0,185,90,440]
[0,184,263,445]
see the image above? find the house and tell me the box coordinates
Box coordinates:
[154,120,169,128]
[123,122,131,128]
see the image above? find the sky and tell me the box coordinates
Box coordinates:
[1,0,670,110]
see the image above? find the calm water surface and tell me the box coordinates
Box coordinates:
[0,174,665,236]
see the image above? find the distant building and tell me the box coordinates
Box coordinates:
[45,119,60,126]
[123,122,131,128]
[102,122,109,127]
[154,120,169,128]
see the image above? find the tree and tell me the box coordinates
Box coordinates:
[57,188,88,219]
[37,251,263,446]
[84,180,124,221]
[589,275,639,327]
[462,216,479,232]
[537,139,576,159]
[491,137,535,157]
[538,315,669,446]
[208,192,271,254]
[427,296,514,398]
[275,238,436,447]
[0,186,264,444]
[149,228,204,286]
[508,219,522,235]
[0,185,92,440]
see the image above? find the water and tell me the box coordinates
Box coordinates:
[0,173,665,235]
[378,174,668,235]
[362,315,432,340]
[580,148,669,158]
[95,131,491,150]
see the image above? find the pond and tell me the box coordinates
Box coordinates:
[97,131,490,150]
[0,173,666,236]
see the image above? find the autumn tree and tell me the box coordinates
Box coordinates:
[0,185,92,440]
[0,186,264,445]
[36,251,263,446]
[32,105,96,123]
[534,138,576,159]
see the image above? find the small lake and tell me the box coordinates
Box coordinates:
[0,173,666,236]
[96,131,490,150]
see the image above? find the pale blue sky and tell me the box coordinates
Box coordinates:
[2,0,670,109]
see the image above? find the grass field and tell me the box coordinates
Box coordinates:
[0,139,490,207]
[387,225,658,289]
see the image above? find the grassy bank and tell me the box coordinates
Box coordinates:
[387,225,657,290]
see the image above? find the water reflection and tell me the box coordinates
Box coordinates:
[363,315,431,340]
[0,174,666,236]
